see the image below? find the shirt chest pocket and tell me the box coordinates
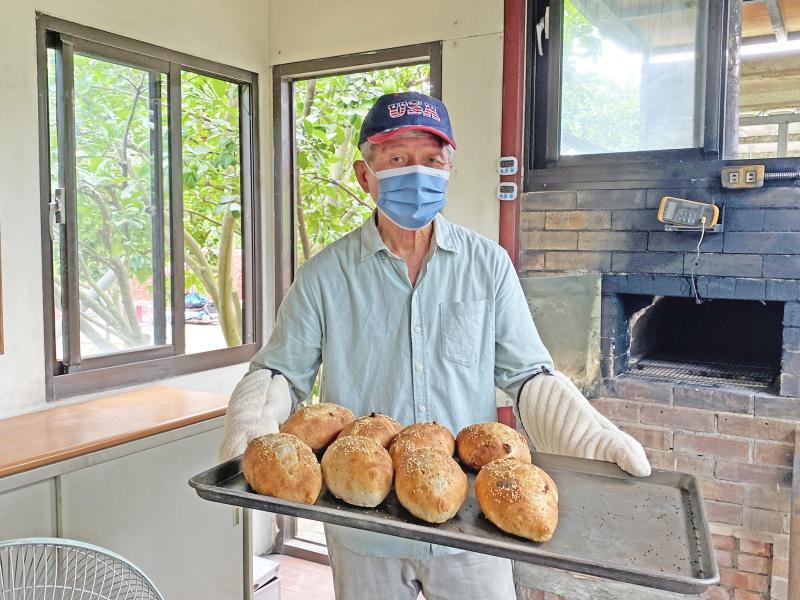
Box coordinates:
[440,299,491,367]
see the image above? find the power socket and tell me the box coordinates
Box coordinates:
[721,165,765,189]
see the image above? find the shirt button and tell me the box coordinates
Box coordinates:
[416,363,424,372]
[414,326,422,333]
[418,405,426,413]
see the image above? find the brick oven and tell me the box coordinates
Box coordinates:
[515,186,799,600]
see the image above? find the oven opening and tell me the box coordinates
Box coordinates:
[623,296,784,390]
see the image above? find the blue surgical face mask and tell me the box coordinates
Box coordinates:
[366,164,449,230]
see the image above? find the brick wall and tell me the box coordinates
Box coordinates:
[520,188,800,296]
[517,186,799,600]
[586,394,795,600]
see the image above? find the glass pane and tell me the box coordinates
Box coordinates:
[560,0,704,155]
[789,122,800,157]
[294,518,326,546]
[293,63,431,267]
[181,72,243,353]
[737,122,779,158]
[47,48,63,362]
[72,54,169,357]
[726,0,800,158]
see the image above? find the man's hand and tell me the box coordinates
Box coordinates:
[219,369,292,462]
[518,370,651,477]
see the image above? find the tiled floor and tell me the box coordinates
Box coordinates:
[269,554,335,600]
[268,554,425,600]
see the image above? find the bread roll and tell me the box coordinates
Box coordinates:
[321,436,393,507]
[280,403,355,452]
[395,448,468,523]
[337,412,403,450]
[456,422,532,470]
[475,458,558,542]
[389,422,455,467]
[242,433,321,504]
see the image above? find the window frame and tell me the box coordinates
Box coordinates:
[524,0,731,190]
[36,14,262,400]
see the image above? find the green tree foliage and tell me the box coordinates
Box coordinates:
[294,64,430,264]
[182,72,243,347]
[560,0,640,154]
[59,56,245,355]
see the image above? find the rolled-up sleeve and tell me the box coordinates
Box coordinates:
[249,265,323,408]
[493,251,554,401]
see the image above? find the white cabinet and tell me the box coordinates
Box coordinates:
[0,479,57,539]
[59,427,244,600]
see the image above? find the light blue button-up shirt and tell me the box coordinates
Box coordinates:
[250,211,553,558]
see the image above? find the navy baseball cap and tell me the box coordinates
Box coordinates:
[358,92,456,149]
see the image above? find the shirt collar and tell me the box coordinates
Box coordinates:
[359,212,459,262]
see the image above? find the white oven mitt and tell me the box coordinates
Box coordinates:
[219,369,292,462]
[518,370,651,477]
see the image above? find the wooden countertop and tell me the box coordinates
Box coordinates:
[0,386,228,478]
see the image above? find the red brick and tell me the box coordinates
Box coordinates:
[715,549,733,567]
[744,507,788,533]
[718,568,768,593]
[736,553,770,575]
[543,594,564,600]
[523,231,578,250]
[700,479,745,504]
[712,533,735,551]
[702,585,731,600]
[753,440,794,467]
[591,398,639,423]
[675,453,716,477]
[738,539,771,557]
[641,405,715,432]
[674,433,750,461]
[733,591,764,600]
[620,424,672,450]
[522,589,544,600]
[716,414,796,442]
[715,461,792,488]
[520,251,545,272]
[746,486,792,512]
[705,500,743,525]
[772,556,789,577]
[645,448,676,469]
[521,211,545,231]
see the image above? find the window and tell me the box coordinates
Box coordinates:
[559,0,706,155]
[529,0,714,170]
[726,0,800,159]
[526,0,800,186]
[37,16,261,398]
[271,43,441,562]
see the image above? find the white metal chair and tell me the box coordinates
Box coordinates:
[0,538,163,599]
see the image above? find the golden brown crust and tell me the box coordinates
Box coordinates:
[389,422,455,468]
[337,412,404,450]
[242,433,321,504]
[279,403,355,452]
[321,436,393,507]
[456,422,532,470]
[475,458,558,542]
[394,448,468,524]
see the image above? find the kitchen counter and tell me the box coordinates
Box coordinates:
[0,385,227,478]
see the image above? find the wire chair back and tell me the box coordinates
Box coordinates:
[0,538,163,600]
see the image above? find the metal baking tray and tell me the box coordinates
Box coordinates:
[189,452,718,594]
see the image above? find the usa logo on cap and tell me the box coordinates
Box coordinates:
[358,92,456,149]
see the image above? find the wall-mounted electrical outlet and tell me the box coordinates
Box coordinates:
[721,165,765,189]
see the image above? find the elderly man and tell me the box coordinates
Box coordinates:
[221,91,650,600]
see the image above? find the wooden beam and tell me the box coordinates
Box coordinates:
[766,0,789,42]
